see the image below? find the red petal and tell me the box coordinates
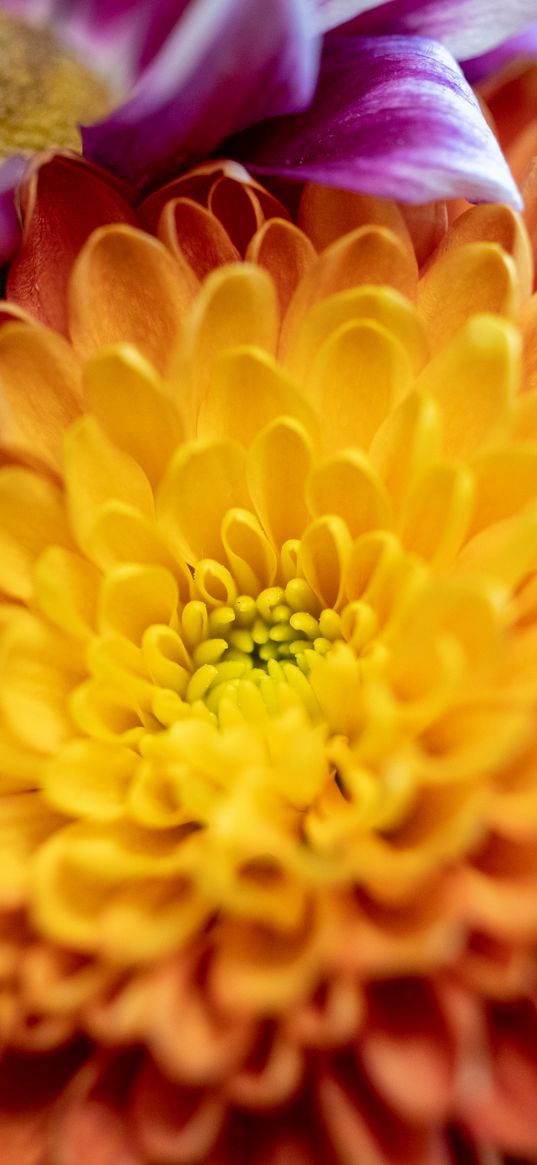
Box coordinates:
[7,154,138,336]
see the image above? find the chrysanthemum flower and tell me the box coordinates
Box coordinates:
[1,150,537,1163]
[0,0,532,263]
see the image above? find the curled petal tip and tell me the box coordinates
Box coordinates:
[233,36,524,210]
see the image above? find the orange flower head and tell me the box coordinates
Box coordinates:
[1,155,537,1163]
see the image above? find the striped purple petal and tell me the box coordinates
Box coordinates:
[82,0,319,188]
[316,0,537,59]
[231,35,522,208]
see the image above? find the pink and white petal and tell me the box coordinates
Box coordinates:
[464,22,537,83]
[82,0,319,187]
[314,0,398,33]
[316,0,537,59]
[0,0,58,22]
[233,36,521,208]
[53,0,191,93]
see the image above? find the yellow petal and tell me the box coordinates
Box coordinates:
[84,344,183,487]
[71,680,146,747]
[514,392,537,441]
[305,320,412,454]
[370,390,442,512]
[197,346,314,446]
[221,508,278,594]
[43,739,136,821]
[0,468,70,600]
[0,323,81,471]
[34,546,100,640]
[69,225,191,372]
[399,461,475,569]
[284,285,427,381]
[168,264,279,428]
[0,793,62,906]
[247,418,313,547]
[299,516,353,609]
[416,314,519,457]
[455,507,537,589]
[32,824,207,958]
[0,724,47,792]
[64,415,154,552]
[307,451,392,537]
[0,613,83,752]
[87,502,191,604]
[157,439,248,563]
[469,444,537,534]
[98,564,179,643]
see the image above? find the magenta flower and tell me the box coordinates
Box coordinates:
[0,0,535,262]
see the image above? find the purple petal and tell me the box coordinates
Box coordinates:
[315,0,537,59]
[231,36,522,208]
[0,155,27,266]
[82,0,319,188]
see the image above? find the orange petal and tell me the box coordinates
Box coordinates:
[282,225,418,356]
[246,219,317,317]
[0,322,81,472]
[418,243,517,353]
[169,264,279,429]
[400,201,448,267]
[69,225,192,373]
[522,293,537,393]
[130,1061,226,1164]
[299,185,412,253]
[429,203,533,308]
[362,979,456,1121]
[208,174,265,254]
[158,197,239,284]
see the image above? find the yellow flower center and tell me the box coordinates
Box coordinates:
[170,583,341,711]
[0,11,113,159]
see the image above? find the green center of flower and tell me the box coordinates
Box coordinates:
[183,582,344,713]
[0,12,113,159]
